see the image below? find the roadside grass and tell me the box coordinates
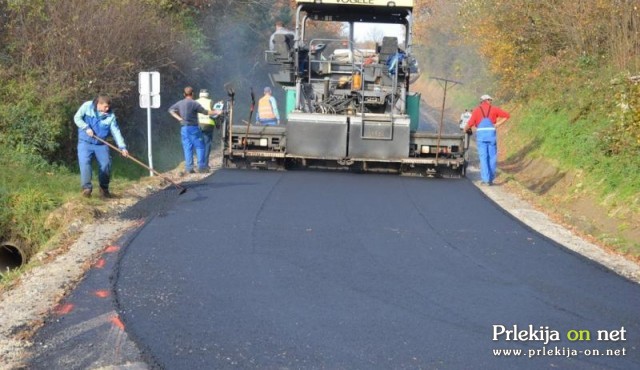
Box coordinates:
[506,102,640,207]
[1,127,187,286]
[111,153,148,180]
[0,148,144,287]
[499,74,640,257]
[0,151,76,244]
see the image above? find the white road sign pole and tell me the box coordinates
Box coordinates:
[147,103,153,176]
[139,71,161,176]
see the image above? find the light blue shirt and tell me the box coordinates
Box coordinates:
[74,100,126,149]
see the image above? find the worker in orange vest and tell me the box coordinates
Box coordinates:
[256,86,280,126]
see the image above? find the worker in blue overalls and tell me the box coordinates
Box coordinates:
[463,95,511,185]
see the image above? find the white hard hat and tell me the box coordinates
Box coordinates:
[480,94,493,101]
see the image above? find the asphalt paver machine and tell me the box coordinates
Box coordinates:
[223,0,467,177]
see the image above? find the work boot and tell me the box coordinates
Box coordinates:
[82,188,92,198]
[99,188,113,199]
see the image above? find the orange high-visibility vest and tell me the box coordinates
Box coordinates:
[258,95,276,120]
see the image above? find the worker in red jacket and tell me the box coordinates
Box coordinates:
[463,94,510,185]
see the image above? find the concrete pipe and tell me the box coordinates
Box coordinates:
[0,240,29,277]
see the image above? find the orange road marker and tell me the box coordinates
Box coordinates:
[111,315,125,330]
[53,303,74,316]
[94,258,106,269]
[93,290,110,298]
[104,245,120,253]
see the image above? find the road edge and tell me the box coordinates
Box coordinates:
[466,164,640,284]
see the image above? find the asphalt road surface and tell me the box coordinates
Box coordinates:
[25,100,639,369]
[77,169,637,369]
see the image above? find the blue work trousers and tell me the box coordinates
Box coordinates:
[477,140,498,183]
[200,128,213,168]
[78,141,111,190]
[181,125,206,171]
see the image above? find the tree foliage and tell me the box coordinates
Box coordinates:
[0,0,288,164]
[4,0,190,95]
[605,78,640,156]
[413,0,485,84]
[0,0,197,162]
[412,0,639,203]
[452,0,640,98]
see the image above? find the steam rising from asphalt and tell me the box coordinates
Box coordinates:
[129,10,277,172]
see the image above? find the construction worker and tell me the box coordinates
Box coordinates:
[463,94,510,186]
[74,95,129,198]
[168,86,218,174]
[256,86,280,126]
[459,109,471,130]
[196,89,216,168]
[269,21,295,51]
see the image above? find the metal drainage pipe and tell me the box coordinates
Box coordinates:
[0,241,28,277]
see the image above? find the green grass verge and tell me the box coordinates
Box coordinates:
[498,71,640,256]
[0,148,144,265]
[0,151,76,247]
[506,101,640,205]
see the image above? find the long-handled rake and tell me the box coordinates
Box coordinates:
[92,136,187,195]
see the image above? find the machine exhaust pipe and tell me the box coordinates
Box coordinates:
[0,240,30,276]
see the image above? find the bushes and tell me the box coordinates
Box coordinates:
[0,75,75,162]
[453,0,640,100]
[5,0,187,92]
[604,77,640,158]
[0,0,193,164]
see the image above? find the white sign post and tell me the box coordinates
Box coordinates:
[139,72,161,176]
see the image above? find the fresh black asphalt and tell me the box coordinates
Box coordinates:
[26,103,638,369]
[103,169,639,369]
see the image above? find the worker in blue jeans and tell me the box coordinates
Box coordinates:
[169,86,218,174]
[74,95,129,198]
[463,94,510,185]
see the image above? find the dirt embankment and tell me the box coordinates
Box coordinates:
[497,134,640,262]
[413,79,639,263]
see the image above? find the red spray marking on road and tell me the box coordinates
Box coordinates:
[93,258,106,269]
[93,290,110,298]
[53,303,74,316]
[104,245,120,253]
[111,315,125,330]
